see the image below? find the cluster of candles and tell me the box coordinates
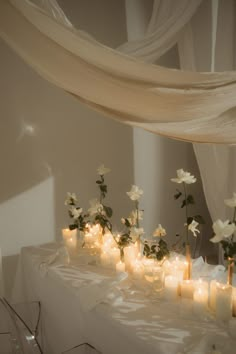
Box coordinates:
[62,227,236,321]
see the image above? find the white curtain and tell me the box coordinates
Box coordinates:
[178,0,236,261]
[119,0,202,62]
[1,0,236,143]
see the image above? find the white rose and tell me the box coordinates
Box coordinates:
[97,164,111,176]
[88,199,103,216]
[64,192,77,205]
[171,169,196,184]
[127,185,143,201]
[70,206,83,219]
[130,209,143,223]
[153,224,166,237]
[224,192,236,208]
[210,219,235,243]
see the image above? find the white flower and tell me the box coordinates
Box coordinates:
[224,192,236,208]
[129,209,143,225]
[210,219,235,243]
[188,220,200,237]
[121,218,126,224]
[70,206,83,219]
[127,185,143,201]
[97,164,111,176]
[127,217,133,225]
[134,227,144,236]
[153,224,166,237]
[171,169,196,184]
[64,192,77,206]
[130,227,144,242]
[88,199,103,216]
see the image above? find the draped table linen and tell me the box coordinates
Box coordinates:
[11,243,236,354]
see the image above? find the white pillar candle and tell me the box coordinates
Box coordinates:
[152,266,164,292]
[163,259,171,275]
[62,228,77,249]
[84,224,102,248]
[116,261,125,273]
[90,224,102,239]
[100,251,110,267]
[210,280,217,312]
[124,245,137,271]
[132,260,144,279]
[181,280,194,299]
[164,275,179,301]
[195,278,208,292]
[103,232,116,248]
[215,283,232,321]
[143,258,155,283]
[170,258,185,281]
[84,233,95,248]
[110,248,120,267]
[193,287,208,316]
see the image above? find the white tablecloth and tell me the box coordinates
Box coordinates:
[10,243,236,354]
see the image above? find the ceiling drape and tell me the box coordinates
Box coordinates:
[0,0,236,143]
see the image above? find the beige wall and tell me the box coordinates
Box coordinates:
[0,0,215,297]
[0,0,133,296]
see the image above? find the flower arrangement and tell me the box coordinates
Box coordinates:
[143,224,169,262]
[88,164,113,234]
[64,192,88,231]
[64,171,172,271]
[171,169,204,245]
[210,192,236,284]
[121,185,144,248]
[171,169,204,279]
[111,185,144,260]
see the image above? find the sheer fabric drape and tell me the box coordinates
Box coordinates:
[1,0,236,143]
[178,0,236,261]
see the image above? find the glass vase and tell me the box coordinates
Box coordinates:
[184,244,192,280]
[120,247,124,262]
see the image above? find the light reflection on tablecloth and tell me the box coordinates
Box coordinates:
[10,243,236,354]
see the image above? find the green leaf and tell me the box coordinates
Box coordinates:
[193,215,205,224]
[100,185,107,193]
[187,216,193,225]
[103,205,113,218]
[69,224,78,230]
[187,194,195,205]
[124,218,131,228]
[181,195,195,208]
[174,190,182,200]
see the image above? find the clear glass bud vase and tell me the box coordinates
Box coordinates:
[184,244,192,280]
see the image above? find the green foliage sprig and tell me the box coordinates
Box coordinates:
[171,169,204,246]
[143,239,169,261]
[64,193,88,231]
[92,164,113,234]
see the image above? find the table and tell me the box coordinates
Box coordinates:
[10,243,236,354]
